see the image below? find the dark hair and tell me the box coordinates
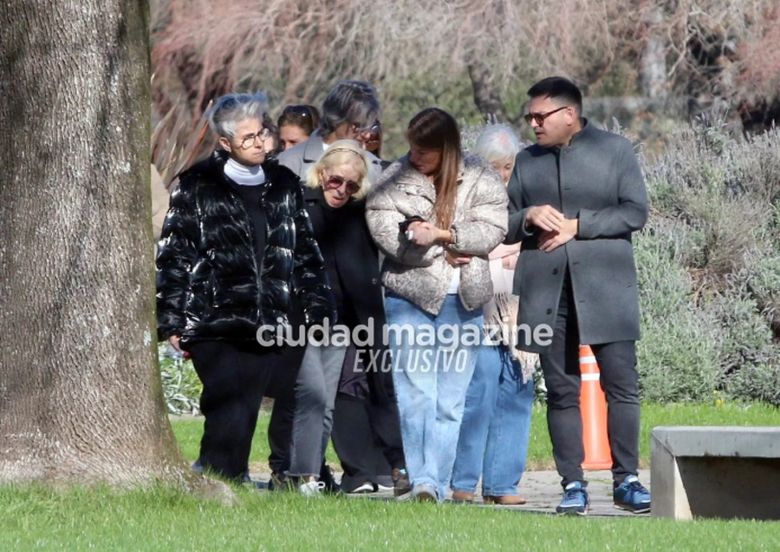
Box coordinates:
[406,108,461,230]
[320,80,380,136]
[365,120,383,158]
[277,104,321,136]
[527,77,583,114]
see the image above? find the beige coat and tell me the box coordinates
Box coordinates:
[366,155,508,315]
[150,164,169,241]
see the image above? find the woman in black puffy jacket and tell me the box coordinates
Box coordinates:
[156,92,335,482]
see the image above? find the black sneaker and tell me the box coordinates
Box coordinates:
[319,463,341,495]
[268,471,290,491]
[613,475,651,514]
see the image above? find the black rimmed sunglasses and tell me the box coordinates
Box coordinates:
[523,106,568,126]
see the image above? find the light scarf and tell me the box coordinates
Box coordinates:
[224,157,266,186]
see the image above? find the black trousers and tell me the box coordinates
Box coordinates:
[331,393,405,490]
[188,340,288,481]
[540,272,640,487]
[264,344,306,475]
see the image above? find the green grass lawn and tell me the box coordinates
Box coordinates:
[2,402,778,550]
[2,484,779,551]
[171,401,780,471]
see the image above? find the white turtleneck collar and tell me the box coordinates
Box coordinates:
[224,157,266,186]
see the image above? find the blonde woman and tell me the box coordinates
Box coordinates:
[286,140,405,495]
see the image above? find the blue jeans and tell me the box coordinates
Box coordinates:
[451,345,534,496]
[384,293,483,502]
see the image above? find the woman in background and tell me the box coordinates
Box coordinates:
[277,104,321,152]
[451,124,537,505]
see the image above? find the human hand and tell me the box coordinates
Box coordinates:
[538,219,577,252]
[445,250,472,267]
[502,253,518,270]
[526,205,564,232]
[407,221,439,247]
[168,335,182,352]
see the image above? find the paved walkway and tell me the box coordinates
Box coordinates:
[252,469,651,517]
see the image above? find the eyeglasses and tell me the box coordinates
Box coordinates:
[523,106,569,126]
[324,174,360,195]
[238,128,273,149]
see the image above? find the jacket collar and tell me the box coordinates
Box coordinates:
[302,131,327,164]
[545,118,593,153]
[191,149,281,189]
[567,118,594,147]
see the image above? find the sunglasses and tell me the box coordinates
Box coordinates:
[350,120,380,135]
[324,174,360,195]
[523,106,568,126]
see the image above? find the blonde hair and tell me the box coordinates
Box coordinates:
[305,139,374,200]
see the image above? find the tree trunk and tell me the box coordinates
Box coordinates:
[639,4,667,100]
[0,0,189,486]
[467,62,509,123]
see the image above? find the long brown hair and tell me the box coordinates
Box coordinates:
[406,108,462,230]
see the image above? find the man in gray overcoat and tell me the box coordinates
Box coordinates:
[506,77,651,515]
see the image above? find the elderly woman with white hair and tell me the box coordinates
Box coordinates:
[156,92,335,483]
[285,140,405,496]
[450,123,537,505]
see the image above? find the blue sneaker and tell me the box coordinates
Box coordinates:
[556,481,589,515]
[613,475,651,514]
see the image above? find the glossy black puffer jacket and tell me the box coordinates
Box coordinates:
[156,150,335,344]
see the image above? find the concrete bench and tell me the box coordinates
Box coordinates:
[651,426,780,520]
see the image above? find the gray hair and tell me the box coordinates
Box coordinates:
[305,139,374,200]
[207,92,269,138]
[473,124,522,163]
[320,80,380,136]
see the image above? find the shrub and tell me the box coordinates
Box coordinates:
[638,117,780,405]
[635,220,721,401]
[158,345,201,415]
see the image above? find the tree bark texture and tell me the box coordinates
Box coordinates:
[639,4,668,100]
[467,62,510,123]
[0,0,187,485]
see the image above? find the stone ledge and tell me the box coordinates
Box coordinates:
[652,426,780,458]
[651,426,780,521]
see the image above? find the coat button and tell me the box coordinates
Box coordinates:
[371,278,378,285]
[552,268,559,275]
[546,308,553,315]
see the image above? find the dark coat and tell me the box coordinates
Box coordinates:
[302,187,394,401]
[506,121,649,352]
[156,150,336,345]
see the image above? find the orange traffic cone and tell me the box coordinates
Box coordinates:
[579,345,612,470]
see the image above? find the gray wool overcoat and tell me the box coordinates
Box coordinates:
[506,121,649,353]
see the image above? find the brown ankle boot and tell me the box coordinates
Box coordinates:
[483,495,527,505]
[451,490,475,503]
